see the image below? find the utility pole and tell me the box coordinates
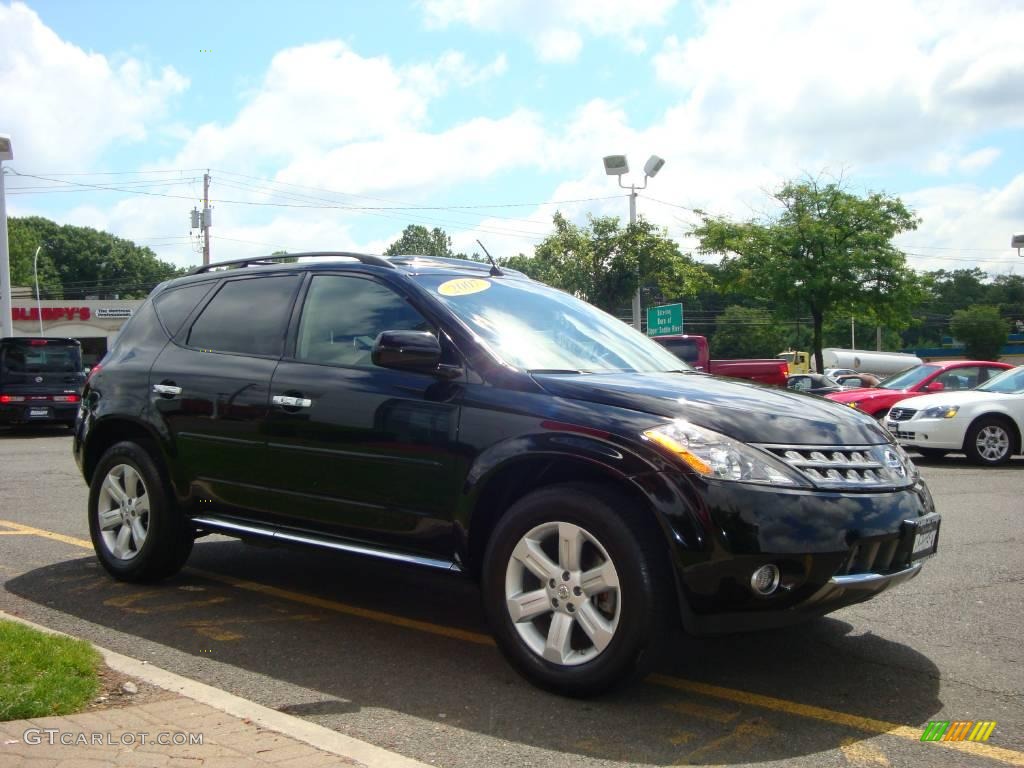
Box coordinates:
[0,134,14,339]
[202,170,211,266]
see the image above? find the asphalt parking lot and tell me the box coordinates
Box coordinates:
[1,426,1021,768]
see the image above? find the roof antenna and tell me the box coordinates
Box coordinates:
[476,239,504,277]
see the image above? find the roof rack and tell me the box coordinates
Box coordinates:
[189,252,394,275]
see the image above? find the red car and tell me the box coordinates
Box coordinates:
[825,360,1014,419]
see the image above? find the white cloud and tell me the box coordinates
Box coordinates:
[896,175,1024,274]
[421,0,675,61]
[535,28,583,63]
[0,2,187,169]
[652,0,1024,166]
[958,147,1001,174]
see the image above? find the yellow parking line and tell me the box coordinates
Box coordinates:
[189,567,497,647]
[0,530,35,535]
[649,675,1024,766]
[3,517,1023,766]
[0,519,94,549]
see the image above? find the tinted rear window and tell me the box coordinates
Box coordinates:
[154,282,215,337]
[659,339,700,364]
[187,275,299,357]
[0,340,82,375]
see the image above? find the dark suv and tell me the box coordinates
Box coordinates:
[74,253,940,695]
[1,337,84,427]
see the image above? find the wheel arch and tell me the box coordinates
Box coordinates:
[962,411,1022,455]
[461,446,703,632]
[82,416,170,487]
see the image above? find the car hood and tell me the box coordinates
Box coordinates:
[532,371,887,445]
[898,390,1022,412]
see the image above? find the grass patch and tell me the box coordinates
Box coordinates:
[0,619,100,720]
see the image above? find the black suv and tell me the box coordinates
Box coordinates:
[74,253,940,695]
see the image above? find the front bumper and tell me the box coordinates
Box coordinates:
[887,417,966,451]
[644,471,938,635]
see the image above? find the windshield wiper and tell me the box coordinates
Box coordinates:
[528,368,588,374]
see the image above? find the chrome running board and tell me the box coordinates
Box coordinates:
[191,516,462,573]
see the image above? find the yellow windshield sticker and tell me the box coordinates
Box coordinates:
[438,278,491,297]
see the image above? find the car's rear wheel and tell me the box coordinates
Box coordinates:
[481,483,670,697]
[963,417,1014,466]
[88,441,194,581]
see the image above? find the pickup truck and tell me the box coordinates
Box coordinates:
[653,334,789,386]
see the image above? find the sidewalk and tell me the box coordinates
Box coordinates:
[0,612,431,768]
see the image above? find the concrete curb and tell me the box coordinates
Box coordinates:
[0,610,432,768]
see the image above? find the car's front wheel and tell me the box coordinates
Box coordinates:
[88,441,194,581]
[481,483,670,697]
[964,417,1015,466]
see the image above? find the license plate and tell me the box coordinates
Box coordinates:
[29,408,49,418]
[909,516,940,559]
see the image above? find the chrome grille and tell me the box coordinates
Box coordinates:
[888,407,916,422]
[761,444,912,489]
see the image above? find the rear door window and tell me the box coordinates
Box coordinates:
[154,282,215,337]
[187,275,300,357]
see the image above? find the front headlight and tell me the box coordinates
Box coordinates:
[917,404,959,419]
[642,420,809,487]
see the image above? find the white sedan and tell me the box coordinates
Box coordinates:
[886,365,1024,465]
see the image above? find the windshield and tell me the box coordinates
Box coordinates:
[879,364,938,390]
[976,366,1024,394]
[0,340,83,376]
[417,275,690,373]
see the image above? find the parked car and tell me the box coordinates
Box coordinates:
[786,373,845,395]
[653,334,789,386]
[825,360,1014,419]
[835,373,881,389]
[0,337,84,427]
[823,368,858,379]
[887,365,1024,465]
[74,253,939,696]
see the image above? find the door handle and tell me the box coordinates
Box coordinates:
[272,395,312,408]
[152,383,182,397]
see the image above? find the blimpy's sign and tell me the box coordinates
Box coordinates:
[11,307,92,321]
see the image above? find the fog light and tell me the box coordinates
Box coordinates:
[750,564,780,596]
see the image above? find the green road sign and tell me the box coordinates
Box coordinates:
[646,303,683,336]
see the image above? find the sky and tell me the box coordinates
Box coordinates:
[1,0,1023,276]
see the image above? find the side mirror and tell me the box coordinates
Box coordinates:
[924,381,945,392]
[372,330,441,372]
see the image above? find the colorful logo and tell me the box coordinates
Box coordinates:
[921,721,996,742]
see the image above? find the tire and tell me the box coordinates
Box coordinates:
[915,448,948,459]
[87,441,194,582]
[481,483,671,697]
[963,417,1015,466]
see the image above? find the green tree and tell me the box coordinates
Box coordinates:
[8,216,185,299]
[503,212,710,317]
[711,306,792,359]
[949,305,1008,360]
[384,225,458,258]
[692,176,921,372]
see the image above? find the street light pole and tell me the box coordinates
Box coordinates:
[33,246,43,336]
[603,153,665,332]
[0,133,14,339]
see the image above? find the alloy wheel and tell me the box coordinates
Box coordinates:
[504,521,621,667]
[975,425,1010,463]
[96,464,150,561]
